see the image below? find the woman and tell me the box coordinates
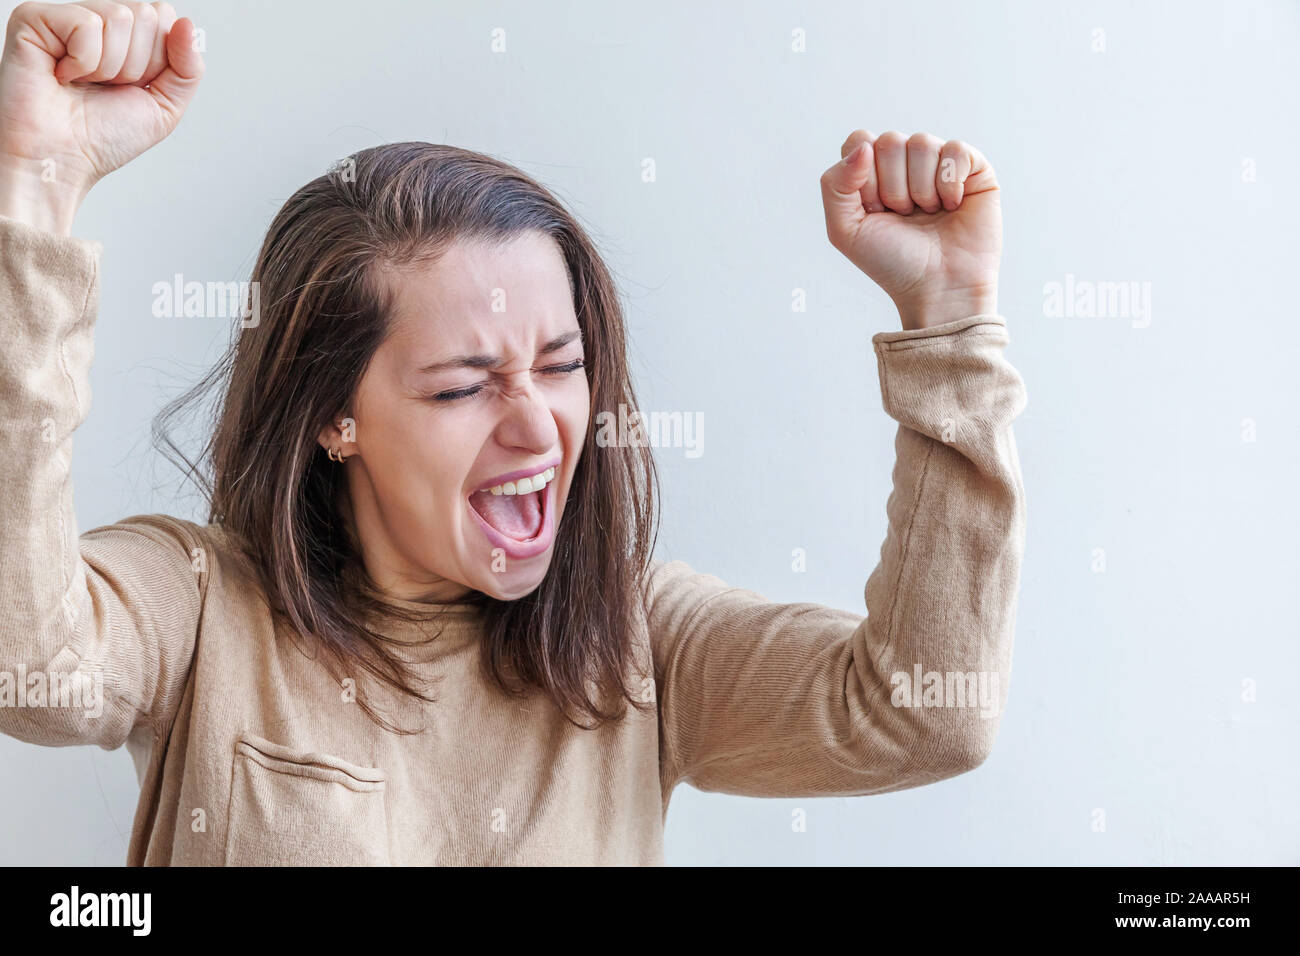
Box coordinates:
[0,2,1026,865]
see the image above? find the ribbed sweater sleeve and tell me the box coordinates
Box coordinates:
[649,314,1028,799]
[0,216,205,750]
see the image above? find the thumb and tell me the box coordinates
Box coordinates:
[819,141,874,249]
[147,17,205,120]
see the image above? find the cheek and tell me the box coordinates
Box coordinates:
[357,401,467,515]
[559,379,592,439]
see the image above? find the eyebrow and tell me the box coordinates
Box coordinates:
[417,329,584,374]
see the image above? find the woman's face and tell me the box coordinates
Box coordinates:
[323,231,590,603]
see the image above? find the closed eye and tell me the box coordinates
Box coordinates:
[431,359,585,403]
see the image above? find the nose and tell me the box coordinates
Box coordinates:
[495,374,559,454]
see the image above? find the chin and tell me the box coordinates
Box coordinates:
[474,566,549,602]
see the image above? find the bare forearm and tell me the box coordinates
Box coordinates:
[0,159,86,235]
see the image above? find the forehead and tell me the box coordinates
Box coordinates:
[380,232,575,351]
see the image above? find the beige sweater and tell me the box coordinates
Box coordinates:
[0,214,1027,866]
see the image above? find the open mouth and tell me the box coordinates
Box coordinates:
[466,462,559,551]
[468,482,548,542]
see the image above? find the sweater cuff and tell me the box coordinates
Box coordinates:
[869,313,1025,456]
[871,313,1007,350]
[0,214,102,275]
[0,215,102,354]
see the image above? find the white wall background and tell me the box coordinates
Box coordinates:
[2,0,1296,865]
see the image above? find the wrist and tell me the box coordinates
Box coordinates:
[0,158,91,236]
[893,285,999,332]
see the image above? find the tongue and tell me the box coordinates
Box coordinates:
[470,489,542,540]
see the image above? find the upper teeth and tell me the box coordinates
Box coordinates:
[484,466,555,496]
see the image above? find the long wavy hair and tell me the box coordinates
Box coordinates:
[154,142,661,734]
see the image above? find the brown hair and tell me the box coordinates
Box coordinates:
[155,142,661,733]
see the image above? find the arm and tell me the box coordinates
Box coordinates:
[0,212,210,749]
[651,313,1026,797]
[0,1,207,749]
[651,129,1025,798]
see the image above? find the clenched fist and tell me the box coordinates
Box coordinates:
[0,0,204,234]
[820,130,1001,331]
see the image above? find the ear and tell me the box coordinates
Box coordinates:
[316,415,358,454]
[316,423,338,453]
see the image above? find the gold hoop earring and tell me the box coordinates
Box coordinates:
[328,447,346,463]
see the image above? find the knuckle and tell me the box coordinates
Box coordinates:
[65,4,102,27]
[907,131,941,151]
